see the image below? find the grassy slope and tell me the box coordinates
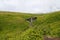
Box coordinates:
[0,11,60,40]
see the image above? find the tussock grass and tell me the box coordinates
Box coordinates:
[0,11,60,40]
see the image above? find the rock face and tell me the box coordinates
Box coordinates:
[26,17,37,22]
[43,35,60,40]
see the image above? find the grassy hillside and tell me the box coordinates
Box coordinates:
[0,11,60,40]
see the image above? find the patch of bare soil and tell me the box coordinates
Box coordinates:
[43,35,60,40]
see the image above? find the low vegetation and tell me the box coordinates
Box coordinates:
[0,11,60,40]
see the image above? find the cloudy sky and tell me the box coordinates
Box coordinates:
[0,0,60,13]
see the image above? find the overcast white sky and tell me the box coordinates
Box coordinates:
[0,0,60,13]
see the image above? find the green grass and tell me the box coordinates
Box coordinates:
[0,11,60,40]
